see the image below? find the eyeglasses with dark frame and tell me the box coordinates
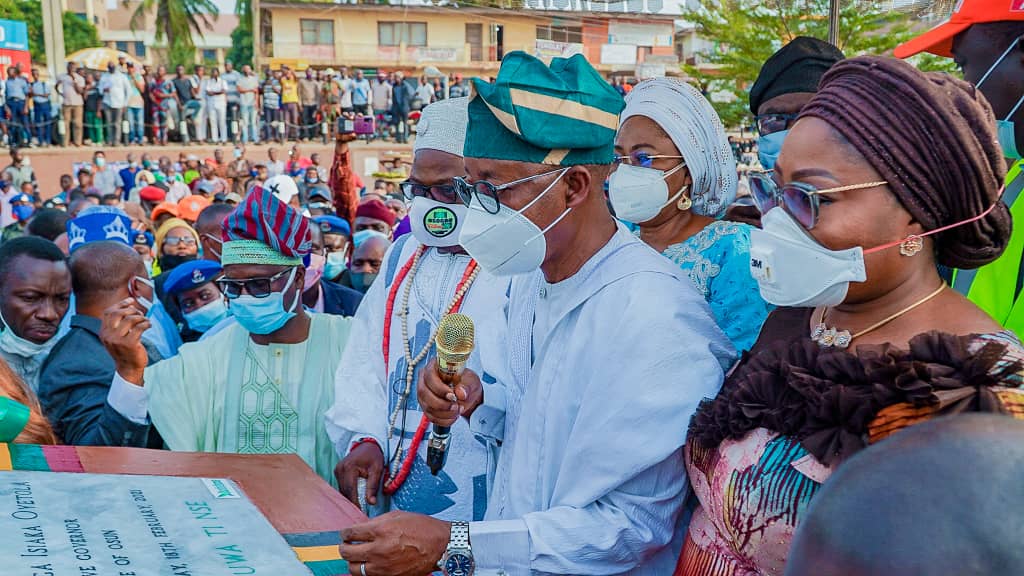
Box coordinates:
[216,268,294,299]
[755,113,799,137]
[399,180,461,203]
[454,167,568,214]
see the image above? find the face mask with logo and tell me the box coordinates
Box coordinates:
[0,306,57,360]
[12,205,33,222]
[749,208,867,307]
[183,298,229,333]
[409,196,467,247]
[324,250,347,280]
[608,162,687,224]
[459,168,570,276]
[757,129,788,170]
[976,36,1024,161]
[304,253,326,291]
[349,271,378,293]
[229,268,299,335]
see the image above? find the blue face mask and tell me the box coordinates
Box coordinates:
[349,271,378,293]
[228,268,299,335]
[324,251,347,280]
[12,205,33,222]
[977,36,1024,161]
[757,129,788,170]
[183,298,229,333]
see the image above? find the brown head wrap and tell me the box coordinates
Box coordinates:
[798,56,1011,269]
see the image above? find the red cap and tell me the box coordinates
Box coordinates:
[356,199,396,226]
[139,185,166,202]
[894,0,1024,59]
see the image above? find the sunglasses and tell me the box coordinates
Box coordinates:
[400,180,460,203]
[755,113,799,136]
[749,171,887,229]
[162,236,198,247]
[216,268,293,299]
[613,152,684,169]
[454,168,567,214]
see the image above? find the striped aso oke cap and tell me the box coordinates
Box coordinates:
[464,51,625,166]
[221,186,312,267]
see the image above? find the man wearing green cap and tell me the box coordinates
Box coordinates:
[340,52,735,576]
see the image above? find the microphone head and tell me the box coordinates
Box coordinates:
[436,313,475,371]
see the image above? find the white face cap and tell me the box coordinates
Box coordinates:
[264,174,300,204]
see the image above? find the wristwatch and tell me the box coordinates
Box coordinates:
[439,521,475,576]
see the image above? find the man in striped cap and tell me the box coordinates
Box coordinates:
[341,52,735,576]
[100,186,352,486]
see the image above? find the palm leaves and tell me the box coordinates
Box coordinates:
[125,0,219,63]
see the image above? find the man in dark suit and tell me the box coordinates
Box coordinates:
[38,241,159,447]
[303,222,362,316]
[390,72,415,144]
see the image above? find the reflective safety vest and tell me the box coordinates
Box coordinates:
[950,160,1024,338]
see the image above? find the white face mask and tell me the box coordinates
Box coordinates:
[0,306,56,360]
[749,208,867,307]
[409,196,467,248]
[607,162,687,224]
[459,168,570,276]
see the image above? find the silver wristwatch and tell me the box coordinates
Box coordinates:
[439,521,474,576]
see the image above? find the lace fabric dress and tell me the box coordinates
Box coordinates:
[676,307,1024,576]
[661,221,772,353]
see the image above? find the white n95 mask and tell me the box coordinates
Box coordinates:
[459,168,570,276]
[607,162,687,224]
[749,208,866,307]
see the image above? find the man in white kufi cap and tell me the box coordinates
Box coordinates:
[326,97,512,522]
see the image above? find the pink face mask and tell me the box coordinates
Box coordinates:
[303,253,326,291]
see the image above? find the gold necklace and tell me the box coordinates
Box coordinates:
[810,284,946,349]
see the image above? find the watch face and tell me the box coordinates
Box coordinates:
[444,552,474,576]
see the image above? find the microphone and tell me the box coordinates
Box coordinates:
[426,313,475,476]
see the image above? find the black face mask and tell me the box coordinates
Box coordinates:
[158,254,197,272]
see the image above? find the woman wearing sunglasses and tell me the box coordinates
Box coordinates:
[610,78,772,353]
[153,217,199,276]
[677,57,1024,576]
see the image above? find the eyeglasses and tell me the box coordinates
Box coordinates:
[613,152,684,169]
[216,268,293,299]
[454,167,568,214]
[400,180,460,203]
[749,171,888,230]
[755,113,799,137]
[162,236,198,247]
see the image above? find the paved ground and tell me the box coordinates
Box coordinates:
[20,139,414,199]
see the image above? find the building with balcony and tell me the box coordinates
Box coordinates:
[258,0,682,78]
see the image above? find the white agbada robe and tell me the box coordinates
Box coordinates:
[326,235,511,521]
[467,225,736,575]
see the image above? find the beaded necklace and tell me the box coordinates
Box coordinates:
[380,245,479,494]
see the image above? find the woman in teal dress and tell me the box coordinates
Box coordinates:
[610,78,771,352]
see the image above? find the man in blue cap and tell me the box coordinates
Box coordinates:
[162,259,230,340]
[2,192,34,243]
[314,214,352,283]
[340,52,734,576]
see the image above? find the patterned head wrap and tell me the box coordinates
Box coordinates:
[799,56,1010,269]
[621,78,737,218]
[221,186,312,267]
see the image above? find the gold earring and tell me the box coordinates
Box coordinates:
[677,186,692,211]
[900,236,923,257]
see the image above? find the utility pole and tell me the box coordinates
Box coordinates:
[41,0,66,80]
[252,0,262,72]
[828,0,840,47]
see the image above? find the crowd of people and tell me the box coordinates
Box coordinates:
[2,56,480,148]
[0,2,1023,575]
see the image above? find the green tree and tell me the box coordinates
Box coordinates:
[681,0,919,128]
[63,12,102,55]
[0,0,101,64]
[125,0,218,67]
[226,0,253,67]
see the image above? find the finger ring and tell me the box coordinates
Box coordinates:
[360,562,368,576]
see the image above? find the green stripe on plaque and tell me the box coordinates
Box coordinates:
[10,443,49,471]
[304,558,349,576]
